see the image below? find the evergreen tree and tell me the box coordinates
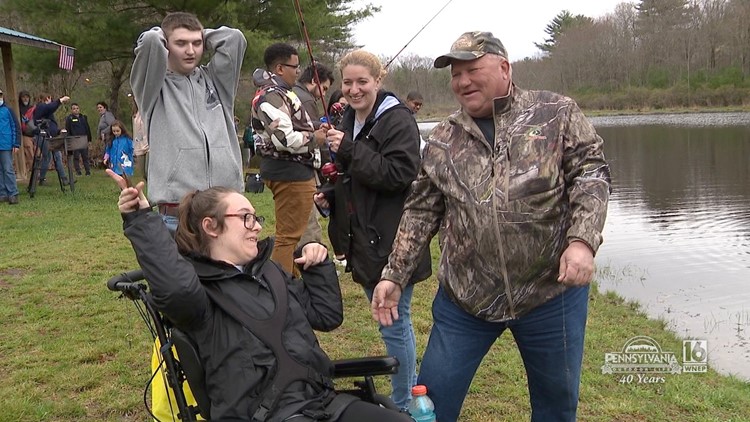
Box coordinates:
[534,10,593,55]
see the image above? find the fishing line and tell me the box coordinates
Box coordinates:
[384,0,455,69]
[292,0,331,124]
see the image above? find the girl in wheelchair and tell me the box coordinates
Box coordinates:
[109,172,411,422]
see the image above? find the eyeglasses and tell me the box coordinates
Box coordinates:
[279,63,301,72]
[224,213,265,229]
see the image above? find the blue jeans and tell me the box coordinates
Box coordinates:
[0,150,19,197]
[36,136,66,182]
[161,214,178,235]
[418,284,590,422]
[364,283,418,410]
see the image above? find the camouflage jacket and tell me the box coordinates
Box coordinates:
[381,84,610,322]
[251,69,317,167]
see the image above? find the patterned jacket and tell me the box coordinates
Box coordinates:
[381,84,611,322]
[251,69,317,168]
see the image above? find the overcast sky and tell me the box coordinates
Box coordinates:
[349,0,629,62]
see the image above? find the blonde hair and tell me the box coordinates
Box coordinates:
[338,50,387,81]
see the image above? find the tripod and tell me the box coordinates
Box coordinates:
[27,129,70,197]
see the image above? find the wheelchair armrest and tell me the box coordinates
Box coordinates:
[332,356,399,378]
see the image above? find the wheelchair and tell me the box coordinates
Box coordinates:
[107,269,400,421]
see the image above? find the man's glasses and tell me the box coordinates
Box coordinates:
[279,63,301,72]
[224,213,265,229]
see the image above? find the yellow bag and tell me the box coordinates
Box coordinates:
[151,338,205,421]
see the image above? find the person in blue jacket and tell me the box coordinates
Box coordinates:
[103,120,134,176]
[0,88,22,204]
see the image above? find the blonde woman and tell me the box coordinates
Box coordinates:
[314,50,431,410]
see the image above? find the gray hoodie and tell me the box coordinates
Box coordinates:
[130,26,246,204]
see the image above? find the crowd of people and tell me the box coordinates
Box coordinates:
[0,89,136,203]
[4,12,611,422]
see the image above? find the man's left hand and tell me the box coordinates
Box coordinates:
[557,241,595,287]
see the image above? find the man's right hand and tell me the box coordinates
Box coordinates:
[371,279,402,326]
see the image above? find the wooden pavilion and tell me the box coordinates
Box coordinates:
[1,26,74,179]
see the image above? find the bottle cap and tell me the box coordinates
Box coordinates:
[411,384,427,396]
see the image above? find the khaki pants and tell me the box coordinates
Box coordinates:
[266,178,316,276]
[298,206,323,247]
[22,135,34,174]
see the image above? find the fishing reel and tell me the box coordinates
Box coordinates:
[321,102,346,128]
[320,162,338,184]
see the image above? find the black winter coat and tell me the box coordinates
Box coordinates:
[123,210,342,421]
[331,91,431,288]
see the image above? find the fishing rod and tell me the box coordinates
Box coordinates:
[384,0,454,69]
[292,0,331,125]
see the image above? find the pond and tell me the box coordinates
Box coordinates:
[419,112,750,381]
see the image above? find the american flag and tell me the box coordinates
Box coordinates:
[58,45,75,71]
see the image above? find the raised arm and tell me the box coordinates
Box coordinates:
[204,27,247,119]
[109,171,209,328]
[130,27,168,126]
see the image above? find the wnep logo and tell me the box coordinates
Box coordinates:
[682,340,708,373]
[602,336,709,384]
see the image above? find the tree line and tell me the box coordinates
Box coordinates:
[383,0,750,115]
[1,0,748,120]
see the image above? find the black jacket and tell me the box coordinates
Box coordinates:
[32,99,63,137]
[331,90,431,288]
[65,113,92,142]
[123,210,342,421]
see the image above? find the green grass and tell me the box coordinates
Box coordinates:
[1,170,749,421]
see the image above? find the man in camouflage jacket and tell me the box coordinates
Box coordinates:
[372,32,611,422]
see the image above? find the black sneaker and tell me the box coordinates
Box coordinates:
[76,171,82,176]
[85,172,91,176]
[8,195,19,205]
[39,178,47,186]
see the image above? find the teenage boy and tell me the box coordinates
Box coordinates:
[130,11,247,231]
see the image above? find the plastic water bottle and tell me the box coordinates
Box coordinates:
[408,385,436,422]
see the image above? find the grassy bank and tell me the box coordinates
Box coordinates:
[1,172,748,421]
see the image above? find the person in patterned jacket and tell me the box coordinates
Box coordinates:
[371,31,611,422]
[251,43,327,276]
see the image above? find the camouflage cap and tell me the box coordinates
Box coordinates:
[434,31,507,68]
